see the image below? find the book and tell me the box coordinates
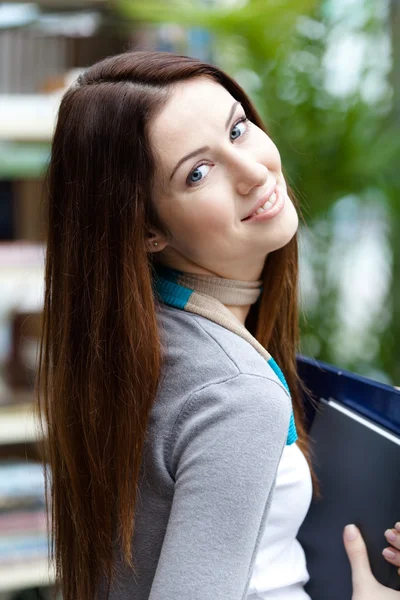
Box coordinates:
[296,356,400,600]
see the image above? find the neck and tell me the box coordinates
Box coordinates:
[153,262,263,327]
[223,304,251,327]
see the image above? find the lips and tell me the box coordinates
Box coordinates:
[241,184,277,221]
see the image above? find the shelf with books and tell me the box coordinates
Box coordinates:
[0,242,45,449]
[0,557,55,592]
[0,401,45,446]
[0,461,53,592]
[0,93,63,143]
[0,142,51,180]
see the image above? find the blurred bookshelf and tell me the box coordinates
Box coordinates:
[0,559,55,594]
[0,460,55,593]
[0,3,127,596]
[0,399,45,446]
[0,243,52,598]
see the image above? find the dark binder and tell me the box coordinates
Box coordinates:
[296,356,400,600]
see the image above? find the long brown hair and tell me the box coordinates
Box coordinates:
[35,49,316,600]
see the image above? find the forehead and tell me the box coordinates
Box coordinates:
[149,76,236,168]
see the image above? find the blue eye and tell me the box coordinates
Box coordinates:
[188,164,211,185]
[230,117,248,141]
[186,116,249,187]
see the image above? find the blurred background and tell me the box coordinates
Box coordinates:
[0,0,399,596]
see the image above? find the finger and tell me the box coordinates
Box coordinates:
[384,528,400,552]
[343,524,375,592]
[383,546,400,567]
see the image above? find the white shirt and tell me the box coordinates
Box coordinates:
[247,442,313,599]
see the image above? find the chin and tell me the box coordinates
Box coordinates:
[269,200,299,252]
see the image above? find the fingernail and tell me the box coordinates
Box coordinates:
[345,524,358,541]
[385,529,397,543]
[383,548,396,560]
[395,522,400,533]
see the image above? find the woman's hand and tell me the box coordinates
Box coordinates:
[383,523,400,575]
[343,524,400,599]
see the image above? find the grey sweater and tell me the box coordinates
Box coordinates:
[105,304,292,600]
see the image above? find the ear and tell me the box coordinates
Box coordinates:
[146,231,168,253]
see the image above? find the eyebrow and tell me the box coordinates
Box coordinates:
[169,100,242,182]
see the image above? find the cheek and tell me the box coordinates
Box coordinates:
[174,188,232,238]
[159,201,225,243]
[184,202,230,237]
[257,130,282,172]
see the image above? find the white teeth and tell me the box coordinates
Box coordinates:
[249,191,277,218]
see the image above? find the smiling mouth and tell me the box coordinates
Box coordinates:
[241,190,278,221]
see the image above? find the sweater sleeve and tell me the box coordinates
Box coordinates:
[148,372,291,600]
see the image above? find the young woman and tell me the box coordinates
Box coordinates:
[35,49,400,600]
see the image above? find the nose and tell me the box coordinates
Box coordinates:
[233,154,269,196]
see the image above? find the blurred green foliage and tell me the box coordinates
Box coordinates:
[114,0,400,384]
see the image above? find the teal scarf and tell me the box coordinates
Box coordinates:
[152,263,297,446]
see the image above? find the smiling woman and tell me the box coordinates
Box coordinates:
[34,49,318,600]
[148,76,299,294]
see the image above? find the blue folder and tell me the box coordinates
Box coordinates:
[296,355,400,600]
[297,354,400,436]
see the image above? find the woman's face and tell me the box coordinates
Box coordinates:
[148,76,299,281]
